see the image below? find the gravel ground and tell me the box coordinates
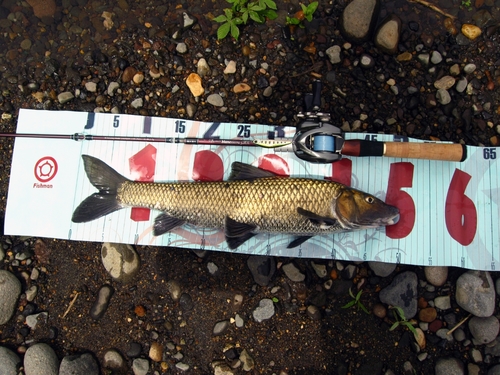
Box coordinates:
[1,0,500,374]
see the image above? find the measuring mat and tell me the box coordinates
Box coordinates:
[5,109,500,270]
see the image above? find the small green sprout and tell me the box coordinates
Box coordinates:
[389,306,418,336]
[341,288,370,314]
[286,1,318,28]
[461,0,472,9]
[213,0,278,40]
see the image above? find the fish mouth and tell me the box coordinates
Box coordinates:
[381,213,400,226]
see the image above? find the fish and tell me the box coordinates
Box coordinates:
[72,155,400,249]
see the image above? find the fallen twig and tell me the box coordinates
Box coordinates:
[447,314,471,335]
[62,292,80,318]
[407,0,456,19]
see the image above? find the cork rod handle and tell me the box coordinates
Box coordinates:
[383,142,467,162]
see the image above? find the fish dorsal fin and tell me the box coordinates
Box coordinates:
[287,236,313,249]
[228,162,277,181]
[297,207,338,228]
[153,213,185,236]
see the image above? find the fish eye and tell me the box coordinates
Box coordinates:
[365,196,375,204]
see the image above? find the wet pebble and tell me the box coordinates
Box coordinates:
[207,94,224,107]
[213,320,230,335]
[239,349,254,371]
[24,343,59,375]
[340,0,379,43]
[0,270,21,324]
[132,358,149,375]
[311,261,327,278]
[434,295,451,310]
[434,76,455,90]
[374,14,401,54]
[282,263,305,282]
[59,353,99,375]
[90,285,114,320]
[434,357,464,375]
[307,305,321,320]
[126,342,142,358]
[456,78,468,93]
[224,60,236,74]
[107,82,119,96]
[456,271,495,317]
[186,73,204,97]
[0,346,21,374]
[431,51,442,64]
[85,82,97,92]
[149,342,163,362]
[252,298,275,322]
[419,307,437,322]
[176,43,187,54]
[461,24,481,40]
[233,83,251,93]
[424,266,448,287]
[101,242,140,283]
[469,316,499,344]
[57,91,74,104]
[247,256,275,286]
[368,261,396,277]
[197,58,211,77]
[325,45,341,64]
[464,63,476,74]
[26,311,48,329]
[131,98,143,108]
[436,89,451,105]
[103,349,125,369]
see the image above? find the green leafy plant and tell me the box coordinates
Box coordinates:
[461,0,472,9]
[213,0,278,40]
[272,297,279,303]
[286,1,318,27]
[389,306,418,336]
[341,288,370,314]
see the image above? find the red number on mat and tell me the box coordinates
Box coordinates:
[445,169,477,246]
[325,158,352,186]
[129,144,157,221]
[385,162,415,239]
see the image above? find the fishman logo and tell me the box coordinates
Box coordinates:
[34,156,58,188]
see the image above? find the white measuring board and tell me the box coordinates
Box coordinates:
[5,109,500,270]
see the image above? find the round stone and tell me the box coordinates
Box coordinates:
[101,242,140,283]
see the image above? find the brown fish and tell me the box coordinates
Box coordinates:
[72,155,399,249]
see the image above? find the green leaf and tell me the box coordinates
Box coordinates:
[241,11,248,23]
[348,288,355,299]
[307,1,319,15]
[287,16,300,25]
[355,290,363,301]
[389,322,399,331]
[272,297,279,303]
[230,23,240,39]
[263,0,277,10]
[358,302,370,314]
[224,8,234,19]
[406,323,418,336]
[213,14,228,23]
[249,10,264,23]
[341,300,356,309]
[301,3,308,13]
[217,22,231,39]
[263,9,277,20]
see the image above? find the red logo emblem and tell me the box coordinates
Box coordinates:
[34,157,58,183]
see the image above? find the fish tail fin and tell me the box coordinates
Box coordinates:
[72,155,129,223]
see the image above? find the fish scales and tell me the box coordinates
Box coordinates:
[117,178,345,234]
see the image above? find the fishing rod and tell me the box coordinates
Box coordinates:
[0,82,467,164]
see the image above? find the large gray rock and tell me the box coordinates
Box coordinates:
[101,242,140,283]
[0,270,21,325]
[368,261,396,277]
[374,14,401,54]
[435,357,464,375]
[247,256,275,286]
[59,353,99,375]
[339,0,380,43]
[24,343,59,375]
[0,346,21,375]
[469,316,500,345]
[456,271,495,317]
[379,271,417,319]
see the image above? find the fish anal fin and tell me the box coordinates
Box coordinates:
[297,207,338,228]
[287,236,313,249]
[224,216,257,237]
[226,232,256,250]
[153,213,185,236]
[228,162,277,181]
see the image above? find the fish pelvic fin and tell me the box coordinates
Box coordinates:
[153,213,185,236]
[71,155,129,223]
[224,216,257,249]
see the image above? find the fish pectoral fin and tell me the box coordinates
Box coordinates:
[224,216,257,249]
[226,233,256,250]
[228,162,277,181]
[153,213,185,236]
[287,236,313,249]
[297,207,338,228]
